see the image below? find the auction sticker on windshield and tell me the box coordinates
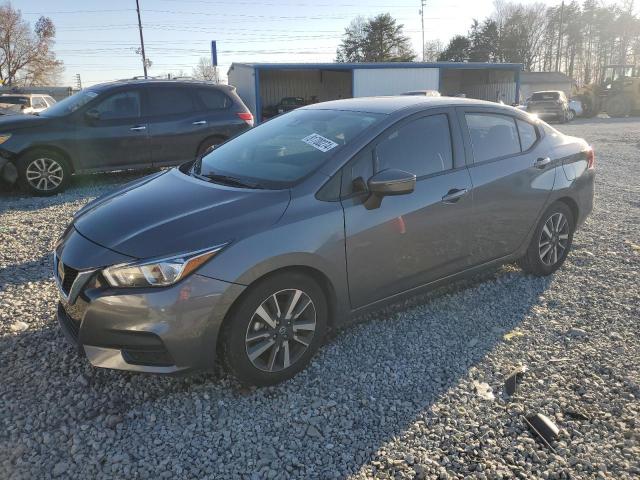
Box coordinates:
[301,133,339,153]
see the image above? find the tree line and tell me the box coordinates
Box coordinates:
[338,1,640,86]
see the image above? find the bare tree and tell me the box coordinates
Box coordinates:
[0,3,62,86]
[192,57,219,82]
[423,39,444,62]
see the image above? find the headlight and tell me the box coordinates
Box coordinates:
[102,245,226,288]
[0,133,12,145]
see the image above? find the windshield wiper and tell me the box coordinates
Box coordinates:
[196,172,263,189]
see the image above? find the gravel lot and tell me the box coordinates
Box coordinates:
[1,118,638,479]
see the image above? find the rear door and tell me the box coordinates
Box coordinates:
[144,85,207,167]
[458,108,555,265]
[192,87,247,143]
[73,88,151,170]
[342,109,474,308]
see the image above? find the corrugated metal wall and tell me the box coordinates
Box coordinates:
[228,64,257,117]
[352,68,439,96]
[464,82,517,103]
[259,69,351,107]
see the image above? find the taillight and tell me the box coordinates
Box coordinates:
[237,112,254,126]
[586,148,595,169]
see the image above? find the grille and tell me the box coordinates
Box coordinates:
[60,262,79,295]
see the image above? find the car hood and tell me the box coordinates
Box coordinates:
[73,168,291,259]
[0,113,51,130]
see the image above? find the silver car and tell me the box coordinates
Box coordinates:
[54,97,595,386]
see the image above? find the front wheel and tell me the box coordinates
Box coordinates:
[18,150,71,196]
[518,202,575,276]
[568,109,576,121]
[219,272,328,386]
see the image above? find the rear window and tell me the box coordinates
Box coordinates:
[145,87,196,116]
[466,113,520,162]
[531,92,559,101]
[195,88,230,110]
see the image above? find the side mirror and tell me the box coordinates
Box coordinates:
[85,109,101,122]
[365,169,416,209]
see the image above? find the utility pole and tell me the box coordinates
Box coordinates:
[420,0,426,61]
[135,0,148,78]
[555,0,564,72]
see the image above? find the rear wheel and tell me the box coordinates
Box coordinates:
[18,150,70,196]
[219,272,328,386]
[568,109,576,121]
[518,202,575,276]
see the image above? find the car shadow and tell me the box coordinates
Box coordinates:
[0,253,53,287]
[1,265,552,478]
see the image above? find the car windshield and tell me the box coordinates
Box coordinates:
[39,89,99,117]
[531,92,559,101]
[194,108,383,189]
[0,96,27,113]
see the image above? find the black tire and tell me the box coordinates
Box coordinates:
[518,202,575,276]
[196,136,226,158]
[219,272,328,386]
[568,109,576,121]
[18,150,71,196]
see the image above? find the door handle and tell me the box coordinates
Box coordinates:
[534,157,551,169]
[130,125,146,131]
[441,188,468,203]
[192,120,207,125]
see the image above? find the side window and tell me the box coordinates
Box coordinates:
[95,91,141,120]
[145,87,196,116]
[195,88,230,110]
[44,96,56,106]
[465,113,520,162]
[32,97,47,109]
[375,114,453,177]
[516,119,538,151]
[341,148,374,196]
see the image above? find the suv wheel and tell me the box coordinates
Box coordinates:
[518,202,575,276]
[18,150,70,196]
[568,109,576,121]
[220,272,328,386]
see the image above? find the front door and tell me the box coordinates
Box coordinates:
[459,109,555,264]
[342,111,474,309]
[74,89,150,171]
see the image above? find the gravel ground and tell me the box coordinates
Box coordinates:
[1,118,638,479]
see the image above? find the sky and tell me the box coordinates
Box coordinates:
[19,0,578,87]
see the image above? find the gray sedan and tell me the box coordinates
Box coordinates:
[54,97,595,386]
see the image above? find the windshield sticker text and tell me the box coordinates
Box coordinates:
[301,133,338,153]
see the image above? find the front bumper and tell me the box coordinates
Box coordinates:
[57,273,245,373]
[55,228,245,374]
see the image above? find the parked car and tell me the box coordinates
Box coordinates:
[569,98,584,120]
[277,96,305,114]
[0,79,253,195]
[401,90,441,97]
[54,97,595,386]
[527,90,571,122]
[0,93,56,115]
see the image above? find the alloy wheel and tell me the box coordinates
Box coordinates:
[538,212,569,266]
[25,157,64,192]
[245,289,316,372]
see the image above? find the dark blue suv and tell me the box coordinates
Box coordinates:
[0,79,253,195]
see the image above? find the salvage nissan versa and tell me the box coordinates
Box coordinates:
[54,97,595,386]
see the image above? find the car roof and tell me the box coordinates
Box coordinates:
[88,79,235,92]
[301,96,506,114]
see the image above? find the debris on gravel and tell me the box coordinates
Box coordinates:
[1,119,639,479]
